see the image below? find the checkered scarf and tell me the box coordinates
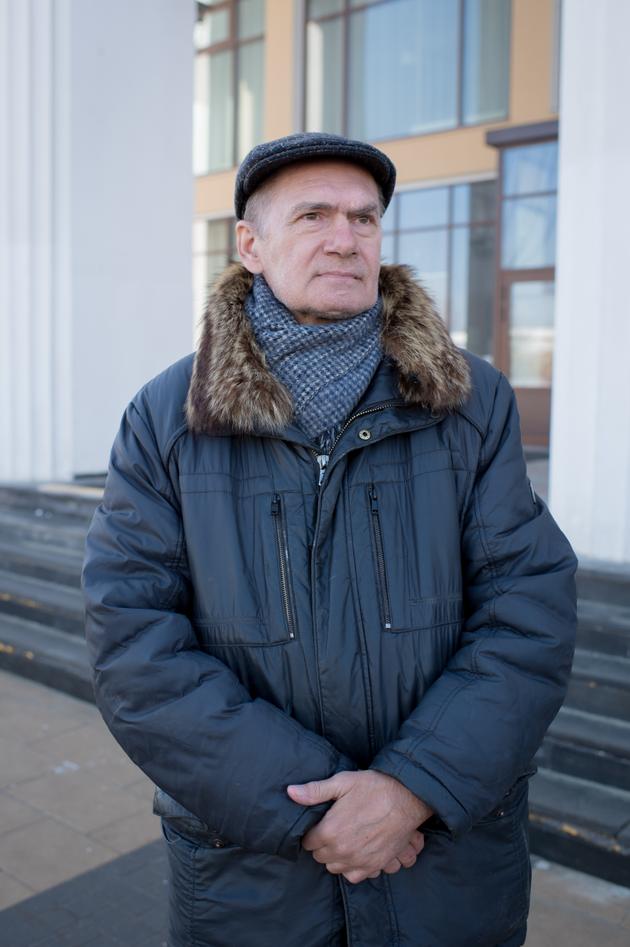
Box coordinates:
[245,274,383,451]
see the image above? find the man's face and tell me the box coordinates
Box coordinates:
[236,160,383,324]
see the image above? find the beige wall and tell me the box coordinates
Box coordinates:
[195,0,558,217]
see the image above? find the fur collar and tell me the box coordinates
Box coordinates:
[185,263,471,435]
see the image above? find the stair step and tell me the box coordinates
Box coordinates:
[537,706,630,790]
[0,613,93,703]
[0,539,83,588]
[565,649,630,720]
[577,560,630,609]
[0,508,89,553]
[0,568,85,636]
[528,768,630,888]
[577,599,630,658]
[0,482,101,523]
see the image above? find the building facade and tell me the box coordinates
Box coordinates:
[193,0,561,448]
[2,0,629,564]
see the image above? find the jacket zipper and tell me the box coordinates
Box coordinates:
[369,484,393,630]
[271,494,297,640]
[310,400,403,489]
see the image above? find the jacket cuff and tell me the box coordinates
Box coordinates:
[369,749,471,838]
[275,753,358,861]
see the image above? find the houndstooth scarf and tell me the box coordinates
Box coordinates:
[244,274,383,451]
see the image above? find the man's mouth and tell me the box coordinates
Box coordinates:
[318,272,361,280]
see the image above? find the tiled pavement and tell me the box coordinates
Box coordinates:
[1,669,630,946]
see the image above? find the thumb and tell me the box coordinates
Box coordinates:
[287,775,344,806]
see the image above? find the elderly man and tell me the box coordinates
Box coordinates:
[82,132,577,947]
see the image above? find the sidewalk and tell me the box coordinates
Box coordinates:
[1,668,629,945]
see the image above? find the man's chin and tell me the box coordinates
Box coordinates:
[296,295,378,322]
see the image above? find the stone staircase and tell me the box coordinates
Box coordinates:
[529,564,630,887]
[0,483,629,886]
[0,482,101,701]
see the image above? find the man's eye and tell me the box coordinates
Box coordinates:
[303,212,321,221]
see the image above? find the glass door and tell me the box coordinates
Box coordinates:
[500,272,555,447]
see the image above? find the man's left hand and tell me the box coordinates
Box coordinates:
[286,770,434,884]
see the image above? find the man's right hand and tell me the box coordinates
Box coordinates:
[364,828,425,878]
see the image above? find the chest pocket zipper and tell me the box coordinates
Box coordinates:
[369,485,393,630]
[271,494,298,640]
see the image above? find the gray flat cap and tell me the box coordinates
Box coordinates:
[234,132,396,219]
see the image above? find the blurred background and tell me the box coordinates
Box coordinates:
[1,1,629,944]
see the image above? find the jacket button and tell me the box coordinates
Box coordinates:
[358,429,371,440]
[212,838,225,848]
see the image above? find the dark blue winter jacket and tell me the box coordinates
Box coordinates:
[82,263,577,946]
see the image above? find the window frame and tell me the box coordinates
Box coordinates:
[195,0,265,174]
[302,0,512,142]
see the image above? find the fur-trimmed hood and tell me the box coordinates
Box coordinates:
[185,262,471,436]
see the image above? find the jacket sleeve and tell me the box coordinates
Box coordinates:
[369,372,577,836]
[82,393,354,860]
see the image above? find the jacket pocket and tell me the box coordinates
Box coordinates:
[270,493,298,641]
[368,484,393,630]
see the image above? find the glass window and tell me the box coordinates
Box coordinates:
[503,142,558,196]
[305,0,511,139]
[399,187,449,230]
[508,281,555,387]
[462,0,511,125]
[347,0,459,140]
[306,18,344,135]
[238,0,265,39]
[399,230,449,318]
[192,218,237,321]
[384,179,497,359]
[450,224,495,356]
[453,179,496,224]
[237,40,264,162]
[502,195,556,268]
[194,1,265,174]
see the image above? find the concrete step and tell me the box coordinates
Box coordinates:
[0,508,90,553]
[0,613,92,702]
[529,768,630,888]
[0,482,101,523]
[537,706,630,791]
[577,599,630,658]
[565,648,630,721]
[0,568,85,636]
[0,539,83,588]
[577,560,630,610]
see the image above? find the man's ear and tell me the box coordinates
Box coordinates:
[235,220,264,274]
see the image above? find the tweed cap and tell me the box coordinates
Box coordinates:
[234,132,396,219]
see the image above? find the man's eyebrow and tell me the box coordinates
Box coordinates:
[287,201,380,219]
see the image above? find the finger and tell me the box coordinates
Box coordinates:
[366,871,381,879]
[395,844,417,869]
[409,830,425,854]
[287,774,346,806]
[382,858,402,875]
[342,869,369,885]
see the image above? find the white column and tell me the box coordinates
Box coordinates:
[0,0,194,482]
[549,0,630,564]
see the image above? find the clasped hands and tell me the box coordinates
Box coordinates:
[287,770,433,885]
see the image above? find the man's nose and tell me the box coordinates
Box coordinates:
[324,216,358,255]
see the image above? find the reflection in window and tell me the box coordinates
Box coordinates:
[194,1,265,174]
[306,0,511,140]
[509,281,554,387]
[383,180,497,361]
